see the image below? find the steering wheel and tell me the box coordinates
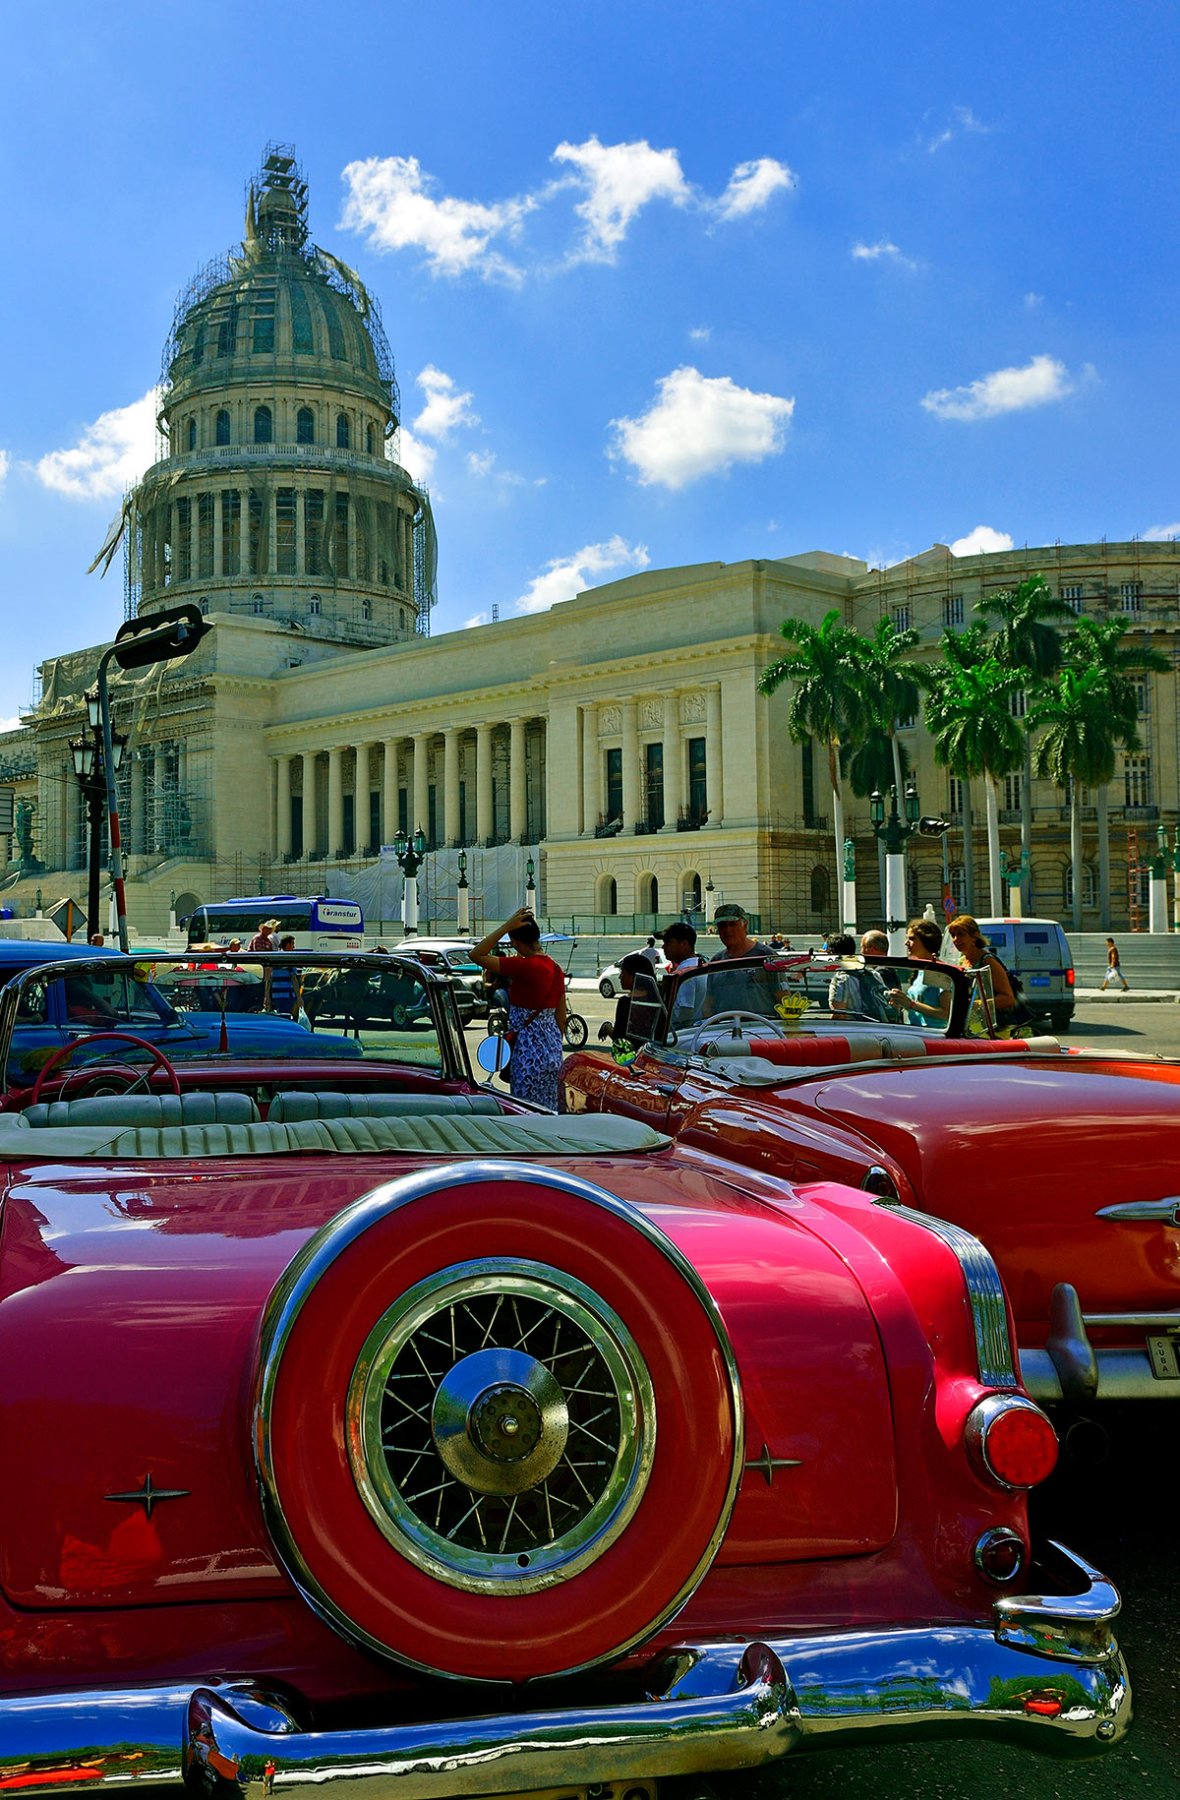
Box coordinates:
[29,1033,182,1106]
[698,1010,784,1039]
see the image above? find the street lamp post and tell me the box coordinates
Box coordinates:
[456,848,470,935]
[999,845,1031,920]
[841,836,857,936]
[704,876,716,925]
[1149,825,1170,934]
[525,853,536,914]
[69,693,126,942]
[1172,827,1180,935]
[393,825,427,935]
[869,784,921,955]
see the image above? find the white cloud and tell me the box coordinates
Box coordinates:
[0,713,22,734]
[712,157,795,220]
[467,450,496,477]
[35,387,161,500]
[950,525,1015,556]
[464,611,491,629]
[340,155,534,280]
[688,325,711,342]
[553,136,691,260]
[921,354,1074,422]
[1024,291,1044,309]
[393,426,436,486]
[851,239,918,269]
[610,365,794,489]
[0,449,9,486]
[516,536,650,614]
[413,365,478,439]
[927,104,991,153]
[1144,521,1180,541]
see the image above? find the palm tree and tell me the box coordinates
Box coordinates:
[1030,666,1122,932]
[976,574,1074,907]
[857,615,926,796]
[934,622,991,912]
[844,730,910,914]
[760,610,869,926]
[925,657,1024,913]
[1062,618,1169,924]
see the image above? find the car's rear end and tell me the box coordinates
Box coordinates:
[977,917,1075,1032]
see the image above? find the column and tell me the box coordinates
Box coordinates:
[213,491,224,578]
[301,751,318,857]
[621,698,640,830]
[382,738,399,844]
[443,728,461,846]
[705,685,724,826]
[240,487,251,578]
[130,750,145,858]
[328,747,345,858]
[354,743,372,853]
[581,703,600,835]
[276,755,292,859]
[476,723,493,844]
[509,718,527,843]
[662,693,682,832]
[413,732,430,839]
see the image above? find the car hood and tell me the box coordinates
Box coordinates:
[804,1055,1180,1328]
[0,1150,897,1611]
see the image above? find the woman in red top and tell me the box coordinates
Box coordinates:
[472,907,567,1108]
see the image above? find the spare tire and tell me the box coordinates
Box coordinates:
[254,1162,743,1682]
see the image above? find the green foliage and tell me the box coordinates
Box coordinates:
[925,657,1024,783]
[843,728,909,797]
[975,572,1075,680]
[758,610,869,750]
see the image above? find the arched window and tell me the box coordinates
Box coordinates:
[253,405,272,444]
[309,594,322,616]
[336,412,351,449]
[186,417,197,451]
[595,875,618,917]
[399,608,406,630]
[198,597,209,615]
[361,599,372,621]
[682,870,702,912]
[251,593,265,615]
[638,873,659,917]
[215,408,230,446]
[297,407,314,444]
[809,864,831,915]
[1063,863,1097,909]
[366,422,376,455]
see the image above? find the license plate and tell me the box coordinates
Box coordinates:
[1029,975,1051,987]
[1147,1335,1180,1380]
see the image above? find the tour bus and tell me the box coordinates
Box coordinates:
[184,895,364,952]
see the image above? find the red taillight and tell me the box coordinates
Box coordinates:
[967,1395,1059,1490]
[1024,1695,1063,1717]
[1065,967,1075,987]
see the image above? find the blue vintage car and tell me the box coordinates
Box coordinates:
[0,943,361,1086]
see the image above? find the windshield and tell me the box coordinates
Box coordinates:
[617,951,967,1054]
[0,952,471,1092]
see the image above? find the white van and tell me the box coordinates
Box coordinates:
[975,917,1075,1032]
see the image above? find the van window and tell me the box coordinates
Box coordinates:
[985,929,1011,952]
[1022,930,1050,945]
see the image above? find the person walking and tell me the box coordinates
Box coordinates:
[472,906,567,1109]
[1101,937,1129,991]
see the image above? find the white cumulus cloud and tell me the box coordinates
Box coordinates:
[553,136,691,260]
[1144,521,1180,541]
[516,536,650,614]
[340,155,534,280]
[610,365,794,489]
[712,157,796,220]
[35,387,161,500]
[926,105,991,153]
[0,449,9,487]
[413,365,478,439]
[0,713,22,735]
[921,354,1074,422]
[467,450,496,477]
[851,239,918,269]
[950,525,1016,556]
[393,426,436,486]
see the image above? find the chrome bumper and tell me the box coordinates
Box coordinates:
[0,1545,1130,1798]
[1021,1281,1180,1403]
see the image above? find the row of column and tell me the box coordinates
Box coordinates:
[141,484,415,592]
[275,720,532,857]
[579,685,723,834]
[53,742,186,869]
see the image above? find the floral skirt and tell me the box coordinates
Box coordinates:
[507,1004,563,1110]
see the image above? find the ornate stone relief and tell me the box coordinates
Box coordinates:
[681,691,707,724]
[599,705,621,735]
[640,698,663,729]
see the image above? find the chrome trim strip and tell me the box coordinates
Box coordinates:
[0,1554,1131,1798]
[1083,1309,1180,1328]
[1021,1344,1180,1402]
[875,1201,1019,1389]
[1096,1196,1180,1225]
[253,1160,745,1681]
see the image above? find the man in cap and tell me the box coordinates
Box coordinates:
[705,903,782,1018]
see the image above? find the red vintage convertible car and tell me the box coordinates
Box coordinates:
[0,953,1129,1795]
[562,949,1180,1412]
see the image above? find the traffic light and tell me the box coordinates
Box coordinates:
[918,815,951,836]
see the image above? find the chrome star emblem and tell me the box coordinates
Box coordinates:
[104,1473,190,1519]
[745,1442,802,1487]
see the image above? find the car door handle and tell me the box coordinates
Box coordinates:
[1095,1197,1180,1226]
[651,1080,679,1096]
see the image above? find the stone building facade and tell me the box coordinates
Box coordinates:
[3,150,1178,934]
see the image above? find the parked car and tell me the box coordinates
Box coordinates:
[599,947,669,997]
[393,937,490,1020]
[562,947,1179,1410]
[975,916,1076,1032]
[0,942,360,1087]
[0,951,1129,1788]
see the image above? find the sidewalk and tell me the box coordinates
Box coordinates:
[1076,988,1180,1003]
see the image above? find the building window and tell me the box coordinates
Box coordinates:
[297,407,315,444]
[251,593,265,615]
[1004,772,1022,811]
[687,735,707,822]
[1062,584,1084,612]
[896,711,917,731]
[1119,581,1143,616]
[289,283,314,354]
[942,594,964,628]
[948,863,967,908]
[1124,753,1152,807]
[949,775,965,814]
[683,871,702,913]
[186,417,197,451]
[1063,863,1097,908]
[334,493,350,576]
[215,408,230,446]
[336,412,351,449]
[326,307,347,361]
[309,594,321,616]
[366,423,376,455]
[361,598,372,621]
[254,405,272,445]
[1132,678,1150,716]
[605,747,623,823]
[276,489,296,575]
[216,302,239,358]
[890,603,911,631]
[252,296,276,353]
[643,741,664,830]
[1009,688,1027,718]
[809,864,830,915]
[198,597,209,615]
[399,607,406,629]
[638,873,659,915]
[305,491,324,576]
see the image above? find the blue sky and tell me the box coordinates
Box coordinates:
[1,0,1177,725]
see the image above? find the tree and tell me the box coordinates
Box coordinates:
[925,657,1024,913]
[857,615,927,797]
[975,574,1075,907]
[1029,665,1121,932]
[932,622,991,911]
[760,610,869,926]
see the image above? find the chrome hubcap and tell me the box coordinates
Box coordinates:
[432,1347,569,1495]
